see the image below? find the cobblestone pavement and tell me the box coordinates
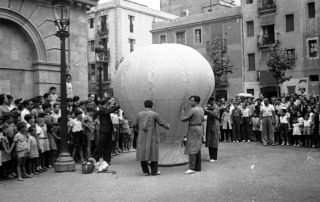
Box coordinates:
[1,142,320,202]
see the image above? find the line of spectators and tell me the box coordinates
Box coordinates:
[214,92,320,148]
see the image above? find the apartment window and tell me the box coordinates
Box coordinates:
[101,38,108,50]
[89,41,94,52]
[246,0,253,4]
[160,35,166,43]
[286,49,295,66]
[100,15,107,33]
[248,53,255,70]
[129,39,135,52]
[89,18,94,29]
[287,86,296,95]
[286,14,294,32]
[103,63,109,81]
[307,38,319,58]
[246,21,254,37]
[262,25,275,45]
[90,64,95,76]
[308,2,315,18]
[194,28,202,43]
[176,31,185,44]
[247,89,254,96]
[129,15,135,33]
[262,0,273,6]
[310,75,319,82]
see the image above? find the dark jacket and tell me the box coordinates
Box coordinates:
[314,112,319,136]
[204,106,220,149]
[99,106,120,133]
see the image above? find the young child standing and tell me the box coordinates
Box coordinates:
[292,118,302,147]
[296,111,304,147]
[251,112,261,142]
[1,127,11,180]
[9,122,31,181]
[27,126,39,175]
[82,108,95,158]
[221,106,232,142]
[69,110,85,163]
[279,109,290,146]
[36,117,49,171]
[303,114,312,147]
[1,112,17,178]
[120,114,130,152]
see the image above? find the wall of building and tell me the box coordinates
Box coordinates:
[241,0,320,97]
[152,7,243,99]
[87,0,178,96]
[0,0,96,99]
[160,0,235,16]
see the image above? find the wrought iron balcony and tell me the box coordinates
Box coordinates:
[257,33,279,49]
[258,0,276,15]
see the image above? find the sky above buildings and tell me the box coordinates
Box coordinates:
[99,0,241,10]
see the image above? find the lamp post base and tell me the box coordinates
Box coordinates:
[54,152,76,172]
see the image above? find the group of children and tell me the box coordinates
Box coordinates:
[0,111,61,181]
[0,86,134,182]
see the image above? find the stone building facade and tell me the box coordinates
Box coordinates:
[87,0,177,97]
[242,0,320,97]
[160,0,236,17]
[0,0,97,99]
[151,7,244,99]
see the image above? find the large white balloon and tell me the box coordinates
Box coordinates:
[114,44,215,166]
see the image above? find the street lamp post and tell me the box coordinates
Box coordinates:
[52,0,75,172]
[95,44,106,99]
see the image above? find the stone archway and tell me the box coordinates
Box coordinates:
[0,8,47,62]
[0,8,48,98]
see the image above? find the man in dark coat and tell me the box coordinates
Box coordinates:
[135,100,170,176]
[92,98,120,164]
[203,98,220,162]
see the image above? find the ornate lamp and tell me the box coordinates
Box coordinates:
[52,0,75,172]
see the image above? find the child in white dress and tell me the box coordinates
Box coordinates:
[292,118,302,147]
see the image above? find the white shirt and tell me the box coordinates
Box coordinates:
[304,119,312,127]
[279,115,289,124]
[70,118,83,132]
[241,108,251,117]
[21,108,31,123]
[260,104,274,117]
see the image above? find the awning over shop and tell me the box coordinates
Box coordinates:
[259,70,277,85]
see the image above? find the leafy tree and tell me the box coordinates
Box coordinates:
[206,39,233,90]
[265,44,295,97]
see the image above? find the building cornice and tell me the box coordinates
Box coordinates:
[151,14,242,33]
[151,7,241,32]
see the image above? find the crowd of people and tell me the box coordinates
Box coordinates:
[0,87,134,181]
[2,85,320,180]
[214,92,320,148]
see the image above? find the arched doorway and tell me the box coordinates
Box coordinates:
[0,19,36,98]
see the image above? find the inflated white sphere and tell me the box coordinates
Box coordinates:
[114,44,215,165]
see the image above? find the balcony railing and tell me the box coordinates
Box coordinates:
[258,0,276,14]
[257,33,279,48]
[97,25,109,35]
